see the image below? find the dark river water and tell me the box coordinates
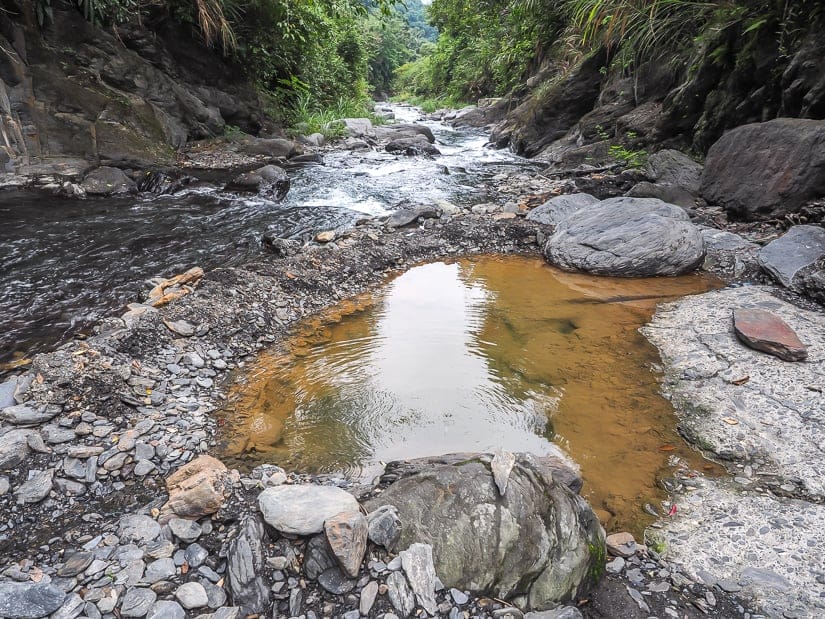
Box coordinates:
[0,106,530,363]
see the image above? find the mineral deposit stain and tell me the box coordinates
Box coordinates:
[220,256,722,534]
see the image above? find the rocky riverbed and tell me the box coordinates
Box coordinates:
[1,105,824,619]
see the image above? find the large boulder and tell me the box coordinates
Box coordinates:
[700,119,825,220]
[238,137,299,158]
[544,197,705,276]
[758,225,825,304]
[226,165,290,201]
[385,136,441,156]
[340,118,374,138]
[374,124,435,143]
[644,149,703,193]
[258,485,359,535]
[0,582,65,619]
[526,193,599,226]
[364,453,604,611]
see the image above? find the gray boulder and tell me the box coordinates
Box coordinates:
[364,453,604,611]
[340,118,374,138]
[0,582,65,619]
[385,136,441,156]
[627,182,698,209]
[0,404,58,426]
[700,119,825,220]
[81,166,136,196]
[385,205,441,229]
[644,149,703,193]
[545,197,705,276]
[526,193,599,226]
[758,225,825,304]
[374,124,436,143]
[226,165,290,201]
[258,485,359,535]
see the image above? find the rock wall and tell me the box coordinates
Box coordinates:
[0,1,268,172]
[494,11,825,162]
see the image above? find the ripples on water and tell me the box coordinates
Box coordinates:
[0,106,525,362]
[222,256,721,533]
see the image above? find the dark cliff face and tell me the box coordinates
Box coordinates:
[494,12,825,161]
[0,1,268,171]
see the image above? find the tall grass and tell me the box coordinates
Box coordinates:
[284,93,387,139]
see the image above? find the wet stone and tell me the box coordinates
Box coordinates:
[606,532,637,558]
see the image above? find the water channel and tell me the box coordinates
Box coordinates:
[0,106,523,363]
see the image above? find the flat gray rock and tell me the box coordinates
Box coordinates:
[0,429,33,469]
[386,571,415,617]
[386,205,441,229]
[400,543,438,615]
[545,197,704,276]
[526,193,598,226]
[143,558,176,584]
[0,404,57,426]
[258,484,358,535]
[120,587,156,617]
[0,582,65,619]
[758,225,825,295]
[14,469,54,504]
[119,515,161,545]
[146,600,185,619]
[0,377,19,409]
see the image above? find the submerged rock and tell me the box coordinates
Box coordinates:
[226,164,290,201]
[733,308,808,361]
[544,197,704,276]
[365,453,604,610]
[81,166,136,196]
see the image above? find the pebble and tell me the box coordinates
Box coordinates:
[184,543,209,568]
[169,518,202,543]
[120,587,157,617]
[175,582,209,609]
[450,588,469,605]
[143,558,176,584]
[147,600,185,619]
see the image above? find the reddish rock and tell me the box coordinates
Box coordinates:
[606,532,637,558]
[733,308,808,362]
[324,510,368,578]
[160,455,237,522]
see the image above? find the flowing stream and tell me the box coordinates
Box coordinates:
[0,106,526,363]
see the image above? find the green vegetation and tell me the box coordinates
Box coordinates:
[587,541,606,583]
[394,0,825,106]
[32,0,432,132]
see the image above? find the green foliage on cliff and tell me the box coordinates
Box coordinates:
[33,0,429,128]
[395,0,825,103]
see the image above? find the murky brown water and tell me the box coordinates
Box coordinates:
[220,256,721,534]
